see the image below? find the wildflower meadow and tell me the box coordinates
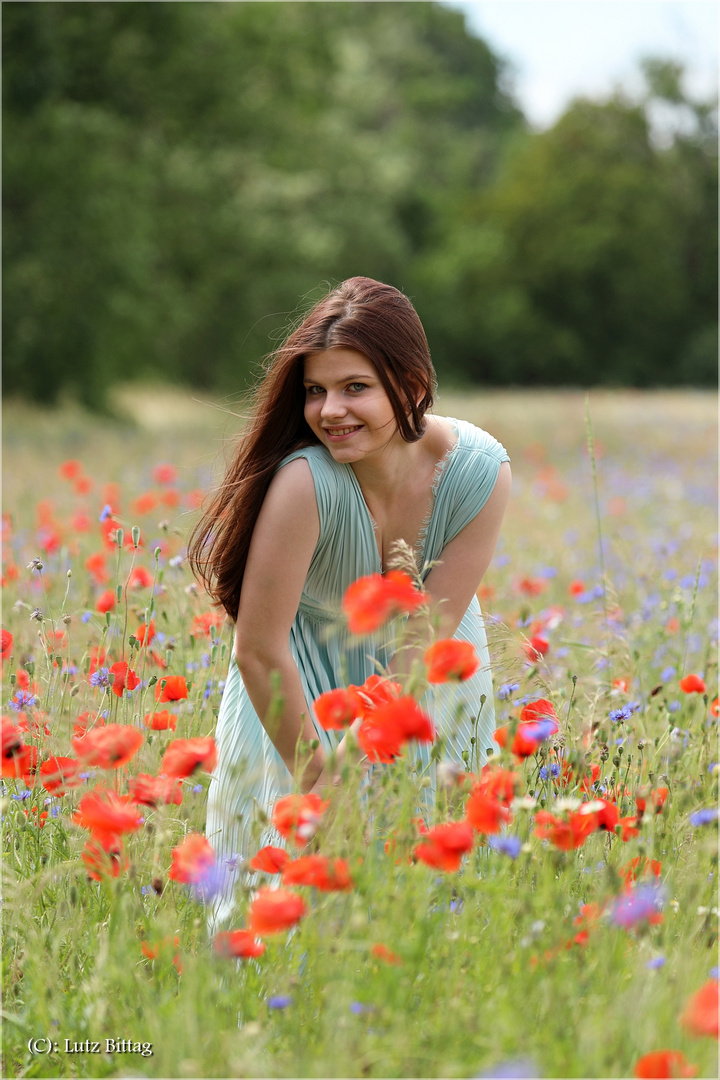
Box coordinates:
[2,388,718,1079]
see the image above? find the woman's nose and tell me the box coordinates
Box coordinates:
[320,391,347,419]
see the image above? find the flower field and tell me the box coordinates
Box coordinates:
[2,387,718,1079]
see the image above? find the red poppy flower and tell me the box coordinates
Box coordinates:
[568,580,586,596]
[424,639,480,683]
[349,674,402,720]
[2,742,38,780]
[128,773,183,807]
[155,675,189,703]
[494,721,555,760]
[633,1050,698,1078]
[132,492,158,516]
[475,765,519,807]
[152,463,178,485]
[414,821,474,872]
[679,674,706,694]
[516,577,546,596]
[282,854,354,891]
[524,635,550,661]
[520,699,558,725]
[191,611,225,639]
[249,845,290,874]
[248,887,307,936]
[370,942,402,965]
[534,808,598,850]
[39,756,83,797]
[214,930,266,959]
[73,723,143,769]
[81,834,128,882]
[108,661,140,698]
[620,856,662,887]
[85,551,108,585]
[313,688,358,730]
[73,787,144,839]
[168,833,215,884]
[679,980,719,1038]
[128,565,152,588]
[710,697,719,718]
[73,711,104,740]
[144,709,177,731]
[465,789,512,834]
[1,630,13,659]
[357,696,434,763]
[342,571,426,635]
[135,620,156,647]
[2,715,24,761]
[160,736,217,778]
[613,676,630,693]
[272,793,329,846]
[141,935,182,972]
[636,787,669,817]
[58,459,83,481]
[96,589,116,614]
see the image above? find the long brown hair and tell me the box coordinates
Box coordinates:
[187,277,436,620]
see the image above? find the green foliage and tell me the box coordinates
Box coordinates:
[2,4,717,405]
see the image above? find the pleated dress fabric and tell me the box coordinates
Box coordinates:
[206,418,509,925]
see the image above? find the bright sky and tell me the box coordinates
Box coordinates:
[441,1,719,129]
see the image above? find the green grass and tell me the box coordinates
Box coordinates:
[1,387,717,1079]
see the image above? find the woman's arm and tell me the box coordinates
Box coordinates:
[233,458,326,793]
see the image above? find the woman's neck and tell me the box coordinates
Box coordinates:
[349,416,452,502]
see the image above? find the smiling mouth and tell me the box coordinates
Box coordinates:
[324,426,362,437]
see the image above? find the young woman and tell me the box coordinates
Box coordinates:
[188,277,510,922]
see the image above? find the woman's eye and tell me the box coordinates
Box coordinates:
[348,382,367,392]
[306,386,324,396]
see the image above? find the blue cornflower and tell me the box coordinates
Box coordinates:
[663,568,677,582]
[141,885,153,895]
[689,808,718,827]
[188,862,229,903]
[81,611,93,623]
[192,784,203,795]
[667,700,681,713]
[498,682,520,701]
[267,995,292,1010]
[89,667,110,688]
[477,1059,539,1079]
[99,504,113,522]
[609,706,632,723]
[495,554,510,567]
[11,790,32,800]
[610,884,666,928]
[488,834,522,859]
[350,1002,372,1015]
[538,566,557,578]
[538,763,560,781]
[645,956,666,970]
[8,690,37,710]
[710,967,719,980]
[660,666,676,682]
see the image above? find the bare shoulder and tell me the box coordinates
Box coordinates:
[269,455,315,496]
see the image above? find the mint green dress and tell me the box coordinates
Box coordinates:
[207,418,509,922]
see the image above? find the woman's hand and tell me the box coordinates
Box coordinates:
[306,719,370,796]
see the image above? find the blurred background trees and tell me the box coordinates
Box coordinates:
[3,2,717,406]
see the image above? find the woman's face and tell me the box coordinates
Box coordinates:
[303,347,401,463]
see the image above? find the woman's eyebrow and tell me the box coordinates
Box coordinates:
[302,373,374,385]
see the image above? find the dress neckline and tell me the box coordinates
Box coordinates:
[349,416,461,574]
